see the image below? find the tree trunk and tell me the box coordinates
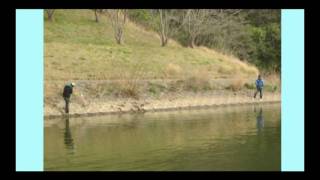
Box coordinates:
[108,9,127,45]
[94,9,99,23]
[116,37,121,44]
[123,9,127,24]
[189,36,196,48]
[164,38,168,46]
[115,28,123,44]
[159,10,169,47]
[160,34,168,47]
[46,10,55,22]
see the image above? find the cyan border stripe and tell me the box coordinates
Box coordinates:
[281,9,304,171]
[14,9,305,172]
[16,9,44,171]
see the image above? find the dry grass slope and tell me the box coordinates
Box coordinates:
[45,9,259,81]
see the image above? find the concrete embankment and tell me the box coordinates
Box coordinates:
[44,92,280,119]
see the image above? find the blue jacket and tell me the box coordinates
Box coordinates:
[256,79,264,89]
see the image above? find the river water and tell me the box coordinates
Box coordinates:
[44,103,280,171]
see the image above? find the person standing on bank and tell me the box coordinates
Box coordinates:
[254,75,264,99]
[63,82,75,113]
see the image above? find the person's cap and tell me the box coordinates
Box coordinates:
[71,82,76,87]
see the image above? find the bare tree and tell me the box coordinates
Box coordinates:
[93,9,104,23]
[94,9,99,22]
[178,9,210,48]
[180,9,212,48]
[106,9,128,45]
[178,9,243,48]
[158,9,169,46]
[195,9,245,52]
[46,9,55,22]
[150,9,182,47]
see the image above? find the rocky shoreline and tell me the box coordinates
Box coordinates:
[44,92,280,119]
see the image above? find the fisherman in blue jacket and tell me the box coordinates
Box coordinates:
[254,75,264,99]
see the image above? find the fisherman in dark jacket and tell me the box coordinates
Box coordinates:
[254,75,264,99]
[62,82,75,113]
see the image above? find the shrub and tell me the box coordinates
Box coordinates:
[168,80,184,92]
[244,83,255,89]
[148,82,166,95]
[164,63,182,78]
[184,71,211,92]
[218,65,233,75]
[119,88,140,99]
[228,78,245,91]
[113,80,140,99]
[264,84,278,92]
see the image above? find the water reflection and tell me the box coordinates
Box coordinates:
[64,116,75,154]
[45,104,280,171]
[254,106,264,131]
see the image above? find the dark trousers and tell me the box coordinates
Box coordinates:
[254,87,263,99]
[64,97,70,113]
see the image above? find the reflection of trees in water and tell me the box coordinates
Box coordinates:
[64,116,75,154]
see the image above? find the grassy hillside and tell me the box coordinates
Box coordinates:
[44,9,258,81]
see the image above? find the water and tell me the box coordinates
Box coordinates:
[44,103,281,171]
